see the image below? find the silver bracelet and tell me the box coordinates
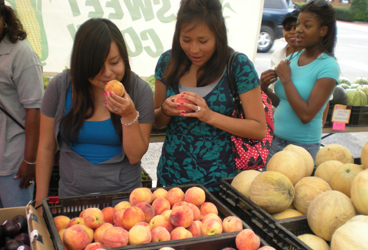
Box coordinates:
[121,111,140,126]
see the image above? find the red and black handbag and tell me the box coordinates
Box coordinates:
[227,52,274,170]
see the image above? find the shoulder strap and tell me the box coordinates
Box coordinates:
[227,52,242,117]
[227,52,240,99]
[0,106,25,130]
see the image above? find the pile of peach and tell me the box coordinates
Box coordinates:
[53,186,269,250]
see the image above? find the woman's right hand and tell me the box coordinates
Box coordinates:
[260,69,277,91]
[161,95,183,117]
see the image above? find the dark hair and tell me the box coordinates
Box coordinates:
[282,10,299,27]
[299,1,336,56]
[61,18,131,143]
[164,0,231,88]
[0,5,27,43]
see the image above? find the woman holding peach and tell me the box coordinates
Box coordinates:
[153,0,266,191]
[35,18,154,207]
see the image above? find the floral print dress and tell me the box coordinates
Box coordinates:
[155,50,260,191]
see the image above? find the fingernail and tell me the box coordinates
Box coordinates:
[105,101,107,106]
[181,110,185,113]
[177,104,181,107]
[181,95,184,97]
[110,91,114,95]
[180,113,184,116]
[180,103,184,105]
[104,92,107,98]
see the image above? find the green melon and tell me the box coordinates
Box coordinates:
[338,77,352,86]
[339,83,350,90]
[346,89,368,106]
[354,77,368,85]
[358,85,368,99]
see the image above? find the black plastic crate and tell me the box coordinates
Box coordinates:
[219,177,311,250]
[349,105,368,126]
[276,216,313,237]
[325,104,368,127]
[47,165,152,196]
[42,183,268,250]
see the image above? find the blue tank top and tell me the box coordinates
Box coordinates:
[64,86,121,164]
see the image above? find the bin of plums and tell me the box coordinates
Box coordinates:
[0,215,30,250]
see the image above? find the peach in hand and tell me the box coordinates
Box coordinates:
[174,95,193,112]
[235,229,261,250]
[104,80,125,96]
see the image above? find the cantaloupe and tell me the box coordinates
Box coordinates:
[361,141,368,169]
[249,171,295,214]
[293,176,331,215]
[329,163,363,197]
[231,170,261,199]
[283,144,314,176]
[297,234,330,250]
[330,221,368,250]
[346,215,368,225]
[315,144,354,167]
[350,169,368,215]
[266,151,306,185]
[314,160,344,184]
[272,208,303,220]
[307,190,356,241]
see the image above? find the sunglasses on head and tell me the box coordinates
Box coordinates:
[284,24,296,32]
[306,0,328,7]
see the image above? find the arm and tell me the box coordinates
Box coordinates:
[35,114,57,211]
[106,91,152,165]
[154,78,175,129]
[260,69,280,107]
[275,60,336,124]
[179,87,266,140]
[15,108,40,189]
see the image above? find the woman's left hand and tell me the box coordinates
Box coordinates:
[105,91,137,121]
[275,60,292,85]
[177,92,213,123]
[14,162,35,189]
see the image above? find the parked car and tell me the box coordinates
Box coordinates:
[258,0,295,53]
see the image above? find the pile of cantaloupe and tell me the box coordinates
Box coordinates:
[230,141,368,250]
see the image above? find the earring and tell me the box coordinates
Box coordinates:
[3,23,7,28]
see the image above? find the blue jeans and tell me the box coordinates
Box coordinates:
[0,173,34,208]
[265,136,320,167]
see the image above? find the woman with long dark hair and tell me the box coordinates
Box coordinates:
[0,1,43,208]
[154,0,266,191]
[264,0,340,163]
[34,18,154,207]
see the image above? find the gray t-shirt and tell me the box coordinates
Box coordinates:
[0,37,43,175]
[41,70,154,196]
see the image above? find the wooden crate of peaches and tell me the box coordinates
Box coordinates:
[43,184,272,250]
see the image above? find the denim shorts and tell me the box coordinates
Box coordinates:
[265,136,320,167]
[0,173,34,208]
